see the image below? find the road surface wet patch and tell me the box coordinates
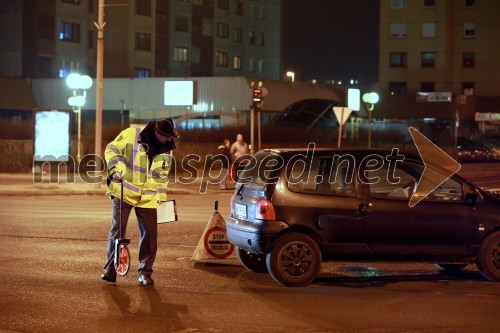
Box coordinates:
[315,264,483,287]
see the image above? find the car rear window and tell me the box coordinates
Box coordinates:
[286,156,358,197]
[237,151,284,185]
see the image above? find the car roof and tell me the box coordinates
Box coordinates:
[261,147,421,159]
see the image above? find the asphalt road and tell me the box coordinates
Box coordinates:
[1,179,499,332]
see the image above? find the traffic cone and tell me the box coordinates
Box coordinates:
[191,200,236,262]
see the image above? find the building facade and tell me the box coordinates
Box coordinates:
[377,0,500,130]
[0,0,282,80]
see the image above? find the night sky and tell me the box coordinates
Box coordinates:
[283,0,380,89]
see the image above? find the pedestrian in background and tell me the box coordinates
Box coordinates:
[230,133,250,181]
[101,119,179,286]
[218,139,232,189]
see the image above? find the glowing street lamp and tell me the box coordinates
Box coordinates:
[362,92,379,148]
[66,73,93,163]
[286,71,295,82]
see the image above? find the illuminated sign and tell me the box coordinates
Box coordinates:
[348,88,360,111]
[33,110,70,162]
[164,81,194,106]
[416,92,452,102]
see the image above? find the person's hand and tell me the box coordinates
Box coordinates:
[112,171,123,182]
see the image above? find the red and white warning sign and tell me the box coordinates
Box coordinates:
[191,205,235,262]
[203,226,234,259]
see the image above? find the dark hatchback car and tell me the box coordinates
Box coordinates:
[226,148,500,287]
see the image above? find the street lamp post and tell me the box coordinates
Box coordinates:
[286,71,295,83]
[362,92,379,149]
[66,73,93,163]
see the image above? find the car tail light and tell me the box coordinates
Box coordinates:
[255,199,276,220]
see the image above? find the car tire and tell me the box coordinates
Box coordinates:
[236,247,268,273]
[436,263,468,272]
[266,232,321,287]
[476,231,500,282]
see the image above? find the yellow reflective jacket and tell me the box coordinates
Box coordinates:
[105,126,173,208]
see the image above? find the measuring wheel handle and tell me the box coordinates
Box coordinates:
[114,238,131,276]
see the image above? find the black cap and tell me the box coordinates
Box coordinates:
[155,119,179,138]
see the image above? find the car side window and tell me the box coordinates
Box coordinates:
[367,160,463,202]
[367,162,417,200]
[287,157,357,197]
[425,177,463,201]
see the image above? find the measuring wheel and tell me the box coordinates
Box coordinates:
[114,241,131,276]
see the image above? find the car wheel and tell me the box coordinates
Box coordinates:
[236,247,268,273]
[266,232,321,287]
[476,231,500,282]
[436,263,468,272]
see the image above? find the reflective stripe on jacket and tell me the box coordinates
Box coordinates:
[105,127,172,208]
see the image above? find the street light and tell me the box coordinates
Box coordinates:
[67,73,93,163]
[286,71,295,82]
[362,92,379,148]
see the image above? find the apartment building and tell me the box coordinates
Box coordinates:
[377,0,500,126]
[0,0,282,80]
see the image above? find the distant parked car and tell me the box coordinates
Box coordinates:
[458,137,491,161]
[226,148,500,287]
[476,138,500,160]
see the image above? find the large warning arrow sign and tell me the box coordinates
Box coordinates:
[408,127,461,207]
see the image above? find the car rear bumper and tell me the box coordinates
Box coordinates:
[226,216,289,254]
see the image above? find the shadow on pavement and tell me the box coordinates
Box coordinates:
[100,284,189,331]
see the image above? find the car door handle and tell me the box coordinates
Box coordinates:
[358,203,371,217]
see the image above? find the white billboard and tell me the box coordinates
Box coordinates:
[164,81,194,106]
[33,110,70,162]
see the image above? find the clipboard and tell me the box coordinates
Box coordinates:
[157,200,178,224]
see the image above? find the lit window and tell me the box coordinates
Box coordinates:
[422,23,436,38]
[134,68,150,78]
[464,23,475,37]
[174,47,188,62]
[390,53,407,67]
[463,52,475,68]
[233,56,242,70]
[421,52,436,67]
[462,82,474,95]
[390,23,407,38]
[60,22,80,42]
[216,51,228,67]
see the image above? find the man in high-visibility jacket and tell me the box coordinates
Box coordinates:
[100,119,179,286]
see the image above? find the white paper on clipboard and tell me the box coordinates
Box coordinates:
[157,200,178,224]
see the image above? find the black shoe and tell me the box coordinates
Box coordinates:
[138,273,154,286]
[101,272,116,283]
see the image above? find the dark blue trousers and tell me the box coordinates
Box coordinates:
[103,197,158,276]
